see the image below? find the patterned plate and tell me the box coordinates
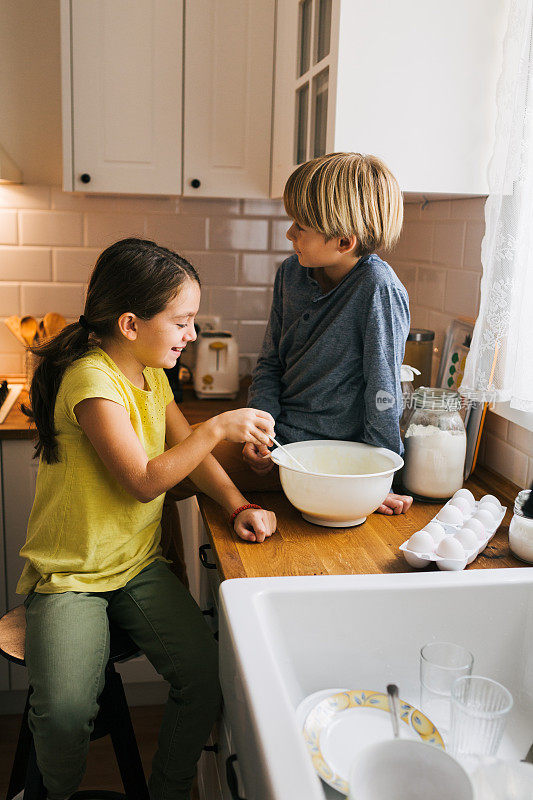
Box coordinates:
[303,689,444,795]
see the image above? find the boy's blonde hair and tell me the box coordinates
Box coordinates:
[283,152,403,256]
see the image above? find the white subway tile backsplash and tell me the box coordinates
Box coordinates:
[507,421,533,456]
[0,322,25,353]
[0,185,50,209]
[21,283,85,317]
[433,221,465,267]
[463,221,485,271]
[209,218,268,251]
[483,432,529,487]
[210,287,271,320]
[243,199,286,217]
[238,321,268,352]
[392,222,433,261]
[391,262,417,303]
[183,251,238,284]
[0,211,18,244]
[86,213,147,248]
[402,202,421,221]
[181,197,240,216]
[241,254,282,285]
[51,188,177,215]
[417,267,446,310]
[0,247,51,281]
[20,211,83,246]
[53,248,101,283]
[0,284,21,315]
[146,214,207,251]
[0,353,23,373]
[450,197,485,220]
[420,199,451,220]
[443,270,480,318]
[270,219,293,252]
[484,410,509,440]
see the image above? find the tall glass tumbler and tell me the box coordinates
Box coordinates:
[420,642,474,736]
[450,676,513,759]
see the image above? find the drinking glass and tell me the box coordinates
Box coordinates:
[420,642,474,736]
[449,676,513,759]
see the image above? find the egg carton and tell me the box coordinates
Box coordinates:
[399,491,507,571]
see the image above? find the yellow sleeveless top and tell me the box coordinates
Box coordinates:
[17,347,174,595]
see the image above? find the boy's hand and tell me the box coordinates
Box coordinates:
[242,442,274,474]
[376,492,413,515]
[233,507,277,543]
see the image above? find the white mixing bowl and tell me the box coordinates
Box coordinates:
[270,440,404,527]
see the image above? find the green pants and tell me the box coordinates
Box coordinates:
[24,560,221,800]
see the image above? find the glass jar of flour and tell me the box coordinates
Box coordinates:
[509,490,533,563]
[402,387,467,501]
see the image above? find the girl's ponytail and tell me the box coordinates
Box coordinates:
[23,237,200,464]
[23,320,95,463]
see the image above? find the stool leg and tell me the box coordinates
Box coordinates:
[6,691,32,800]
[99,665,150,800]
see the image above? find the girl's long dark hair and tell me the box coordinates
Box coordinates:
[23,238,200,464]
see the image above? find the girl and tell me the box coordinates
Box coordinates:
[17,237,277,800]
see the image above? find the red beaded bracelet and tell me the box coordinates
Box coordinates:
[229,503,262,525]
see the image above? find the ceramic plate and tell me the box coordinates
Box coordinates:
[302,689,445,795]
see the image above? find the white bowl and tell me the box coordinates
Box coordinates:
[348,740,473,800]
[270,440,403,527]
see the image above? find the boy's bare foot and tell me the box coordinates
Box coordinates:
[376,493,413,515]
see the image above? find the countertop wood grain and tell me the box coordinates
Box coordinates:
[198,465,526,579]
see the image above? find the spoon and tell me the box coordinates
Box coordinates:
[387,684,401,739]
[268,435,310,473]
[20,316,38,347]
[43,312,67,339]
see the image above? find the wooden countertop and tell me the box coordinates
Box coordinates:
[0,377,250,439]
[198,465,527,579]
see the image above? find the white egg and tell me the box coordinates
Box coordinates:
[472,509,497,530]
[462,519,486,540]
[406,531,435,554]
[436,537,465,559]
[454,529,478,551]
[422,520,447,544]
[452,488,476,509]
[448,497,471,517]
[477,502,501,521]
[436,504,464,525]
[479,494,501,509]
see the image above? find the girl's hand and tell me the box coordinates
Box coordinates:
[376,492,413,515]
[242,442,274,474]
[215,408,274,447]
[233,507,277,543]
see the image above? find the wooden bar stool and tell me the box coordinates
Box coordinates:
[0,605,150,800]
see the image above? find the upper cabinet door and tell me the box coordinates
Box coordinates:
[272,0,508,197]
[183,0,275,198]
[61,0,183,194]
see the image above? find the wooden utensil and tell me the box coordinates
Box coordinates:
[20,316,38,347]
[4,316,26,346]
[38,319,46,341]
[43,312,67,339]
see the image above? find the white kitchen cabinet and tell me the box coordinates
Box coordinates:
[272,0,509,197]
[61,0,183,195]
[183,0,275,198]
[61,0,275,198]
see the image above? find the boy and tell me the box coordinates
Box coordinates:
[244,152,413,515]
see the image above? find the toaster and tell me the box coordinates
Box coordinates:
[193,331,239,399]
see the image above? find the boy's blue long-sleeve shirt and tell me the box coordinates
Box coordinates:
[248,253,410,455]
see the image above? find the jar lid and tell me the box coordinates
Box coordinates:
[407,329,435,342]
[400,364,421,382]
[514,490,532,518]
[413,386,462,410]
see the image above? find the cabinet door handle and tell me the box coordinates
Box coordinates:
[190,178,201,188]
[80,173,91,183]
[199,543,217,570]
[226,754,247,800]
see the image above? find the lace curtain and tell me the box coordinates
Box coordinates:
[460,0,533,412]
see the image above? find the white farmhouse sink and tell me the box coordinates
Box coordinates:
[219,570,533,800]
